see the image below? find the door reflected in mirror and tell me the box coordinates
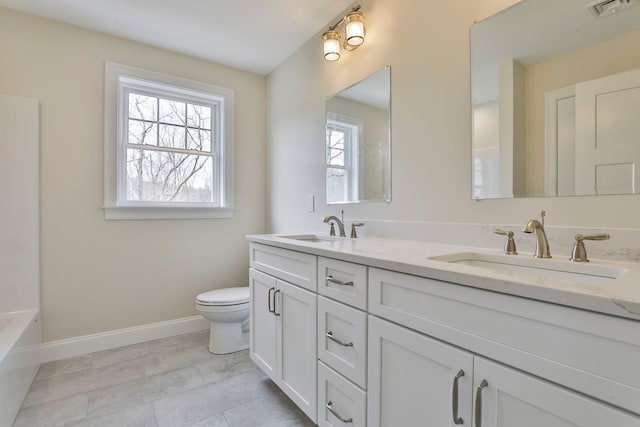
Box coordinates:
[471,0,640,199]
[326,66,391,204]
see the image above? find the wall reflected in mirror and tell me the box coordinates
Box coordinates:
[326,66,391,204]
[471,0,640,199]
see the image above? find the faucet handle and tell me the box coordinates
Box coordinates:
[570,233,610,262]
[493,228,509,236]
[579,233,610,241]
[350,222,364,238]
[493,229,517,255]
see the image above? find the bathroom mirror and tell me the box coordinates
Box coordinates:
[471,0,640,199]
[326,66,391,204]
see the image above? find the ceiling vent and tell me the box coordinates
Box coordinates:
[586,0,638,18]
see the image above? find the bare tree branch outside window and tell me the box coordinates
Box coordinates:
[125,92,215,203]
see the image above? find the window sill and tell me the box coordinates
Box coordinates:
[104,205,234,220]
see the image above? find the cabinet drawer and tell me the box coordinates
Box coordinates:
[318,361,366,427]
[318,257,367,309]
[369,267,640,415]
[318,296,367,388]
[250,243,317,291]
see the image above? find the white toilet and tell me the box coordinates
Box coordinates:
[196,286,250,354]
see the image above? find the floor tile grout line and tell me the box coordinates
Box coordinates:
[15,330,305,427]
[36,330,208,381]
[82,356,255,422]
[23,353,210,412]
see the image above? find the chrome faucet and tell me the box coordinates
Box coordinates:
[522,211,551,258]
[323,212,346,237]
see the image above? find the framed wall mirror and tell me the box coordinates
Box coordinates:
[326,66,391,204]
[471,0,640,199]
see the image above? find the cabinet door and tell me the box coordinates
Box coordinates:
[473,357,640,427]
[276,280,317,422]
[249,268,277,380]
[368,316,474,427]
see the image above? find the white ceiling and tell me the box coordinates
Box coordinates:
[0,0,354,75]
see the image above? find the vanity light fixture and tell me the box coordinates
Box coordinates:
[322,5,366,61]
[344,11,365,46]
[323,31,341,61]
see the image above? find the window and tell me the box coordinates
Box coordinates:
[104,63,234,219]
[326,114,361,203]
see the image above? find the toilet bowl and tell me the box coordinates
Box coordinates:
[196,287,250,354]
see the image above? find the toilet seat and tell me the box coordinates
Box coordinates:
[196,287,249,306]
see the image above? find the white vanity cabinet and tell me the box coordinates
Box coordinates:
[247,237,640,426]
[368,315,640,427]
[249,245,318,422]
[368,267,640,426]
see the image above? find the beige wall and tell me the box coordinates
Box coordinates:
[0,8,267,341]
[267,0,640,234]
[525,28,640,196]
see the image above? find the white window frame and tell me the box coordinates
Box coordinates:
[104,62,234,220]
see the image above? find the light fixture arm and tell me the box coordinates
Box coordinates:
[327,5,362,32]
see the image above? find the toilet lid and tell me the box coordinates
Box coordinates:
[197,287,249,306]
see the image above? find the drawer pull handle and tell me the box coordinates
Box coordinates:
[326,401,353,423]
[326,276,354,286]
[326,331,354,347]
[452,369,464,425]
[268,287,275,314]
[273,289,281,316]
[475,379,488,427]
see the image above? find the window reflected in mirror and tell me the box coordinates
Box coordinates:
[326,66,391,204]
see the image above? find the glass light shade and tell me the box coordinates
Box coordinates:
[345,12,365,47]
[323,31,341,61]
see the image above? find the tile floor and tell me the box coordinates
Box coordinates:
[14,330,314,427]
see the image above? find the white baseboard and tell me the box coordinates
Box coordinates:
[40,315,209,363]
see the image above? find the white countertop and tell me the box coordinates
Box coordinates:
[247,234,640,321]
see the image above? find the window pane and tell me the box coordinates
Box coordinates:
[159,124,186,149]
[159,99,186,125]
[128,93,157,121]
[126,149,214,203]
[187,104,212,129]
[187,128,212,152]
[327,128,346,166]
[326,167,346,203]
[128,119,157,146]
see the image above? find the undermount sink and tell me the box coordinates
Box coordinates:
[278,234,349,243]
[429,252,628,285]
